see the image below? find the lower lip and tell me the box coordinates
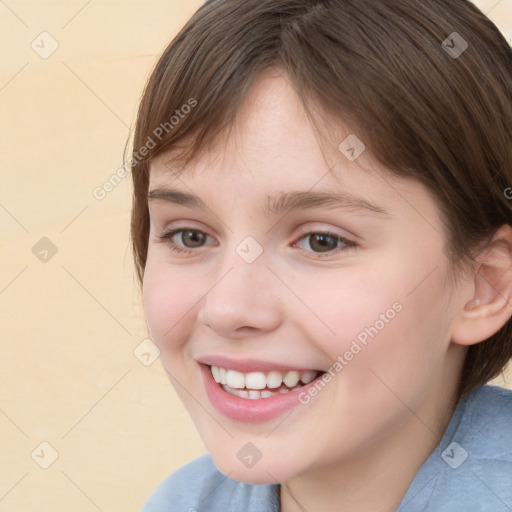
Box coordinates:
[199,363,324,423]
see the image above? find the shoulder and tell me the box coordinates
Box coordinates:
[141,453,217,512]
[439,385,512,509]
[141,453,279,512]
[398,385,512,512]
[460,384,512,457]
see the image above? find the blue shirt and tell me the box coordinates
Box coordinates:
[142,385,512,511]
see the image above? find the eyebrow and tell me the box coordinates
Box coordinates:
[147,187,391,217]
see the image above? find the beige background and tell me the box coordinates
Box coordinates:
[0,1,511,511]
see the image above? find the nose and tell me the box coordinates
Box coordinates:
[197,255,283,339]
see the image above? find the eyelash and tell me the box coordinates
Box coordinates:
[155,228,357,258]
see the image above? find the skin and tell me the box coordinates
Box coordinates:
[142,67,512,512]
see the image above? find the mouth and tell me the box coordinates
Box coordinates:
[210,365,321,400]
[198,361,327,422]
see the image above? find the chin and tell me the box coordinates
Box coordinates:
[212,452,299,485]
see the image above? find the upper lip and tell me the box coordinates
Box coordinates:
[197,355,323,373]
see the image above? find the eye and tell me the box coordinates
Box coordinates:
[156,228,216,254]
[294,231,356,257]
[155,228,356,258]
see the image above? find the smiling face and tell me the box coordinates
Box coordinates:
[142,67,468,484]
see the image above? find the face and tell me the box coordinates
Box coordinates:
[143,68,465,484]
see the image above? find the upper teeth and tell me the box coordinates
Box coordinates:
[210,366,318,389]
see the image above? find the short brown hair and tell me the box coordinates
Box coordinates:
[129,0,512,399]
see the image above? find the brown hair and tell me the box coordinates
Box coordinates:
[129,0,512,399]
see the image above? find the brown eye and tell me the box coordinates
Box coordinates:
[307,233,339,253]
[179,230,207,248]
[295,231,355,257]
[156,228,215,254]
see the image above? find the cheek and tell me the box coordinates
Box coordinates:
[142,262,198,359]
[361,290,449,410]
[292,251,451,394]
[290,261,402,353]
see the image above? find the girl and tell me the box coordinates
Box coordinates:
[130,1,512,510]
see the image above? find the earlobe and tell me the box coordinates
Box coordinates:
[451,225,512,347]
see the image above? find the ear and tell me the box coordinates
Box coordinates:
[451,225,512,346]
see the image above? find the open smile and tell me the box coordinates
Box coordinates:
[199,362,326,423]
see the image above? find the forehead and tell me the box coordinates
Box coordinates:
[147,69,436,226]
[150,69,373,184]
